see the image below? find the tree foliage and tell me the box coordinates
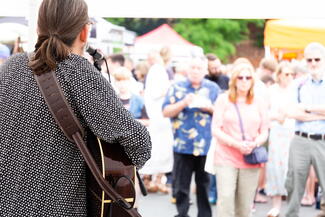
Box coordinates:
[173,19,265,62]
[106,18,177,36]
[106,18,265,62]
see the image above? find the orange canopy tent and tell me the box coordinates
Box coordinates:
[264,19,325,60]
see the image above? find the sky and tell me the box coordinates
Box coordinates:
[1,0,325,19]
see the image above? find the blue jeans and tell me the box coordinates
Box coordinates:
[208,174,217,203]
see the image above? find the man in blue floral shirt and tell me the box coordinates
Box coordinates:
[163,57,220,217]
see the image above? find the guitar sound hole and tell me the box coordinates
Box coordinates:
[113,176,136,208]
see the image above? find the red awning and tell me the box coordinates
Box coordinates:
[135,24,193,46]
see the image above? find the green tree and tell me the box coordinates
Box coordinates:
[106,18,177,36]
[173,19,265,62]
[107,18,265,62]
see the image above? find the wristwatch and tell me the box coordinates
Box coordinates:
[305,105,311,113]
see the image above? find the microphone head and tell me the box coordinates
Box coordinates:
[86,43,96,55]
[86,44,104,61]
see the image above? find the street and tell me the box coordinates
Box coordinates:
[138,191,320,217]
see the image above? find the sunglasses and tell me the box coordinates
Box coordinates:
[306,58,321,63]
[284,73,294,77]
[237,76,252,81]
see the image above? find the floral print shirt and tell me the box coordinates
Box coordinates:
[162,79,220,156]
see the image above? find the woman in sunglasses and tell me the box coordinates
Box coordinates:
[211,60,269,217]
[265,61,295,217]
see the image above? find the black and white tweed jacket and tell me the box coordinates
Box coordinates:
[0,53,151,216]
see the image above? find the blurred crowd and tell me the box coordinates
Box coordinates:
[1,41,325,217]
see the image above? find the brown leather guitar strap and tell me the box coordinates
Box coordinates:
[34,71,141,217]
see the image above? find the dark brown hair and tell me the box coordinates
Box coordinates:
[29,0,89,75]
[205,53,218,61]
[108,54,125,66]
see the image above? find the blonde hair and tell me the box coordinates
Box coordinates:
[259,57,278,72]
[135,61,149,81]
[160,46,171,65]
[275,61,293,83]
[113,67,132,81]
[228,61,255,104]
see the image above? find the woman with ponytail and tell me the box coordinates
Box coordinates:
[0,0,151,216]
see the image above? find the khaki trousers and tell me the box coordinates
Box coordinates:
[285,136,325,217]
[215,165,260,217]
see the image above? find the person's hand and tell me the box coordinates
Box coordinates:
[297,103,310,113]
[199,103,214,113]
[182,93,195,107]
[237,141,256,155]
[276,113,285,124]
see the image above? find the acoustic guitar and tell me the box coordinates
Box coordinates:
[87,132,136,217]
[34,70,138,217]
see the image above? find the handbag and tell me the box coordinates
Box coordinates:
[233,104,268,164]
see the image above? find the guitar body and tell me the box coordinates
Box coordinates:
[86,132,136,217]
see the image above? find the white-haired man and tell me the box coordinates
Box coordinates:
[285,42,325,217]
[163,57,220,217]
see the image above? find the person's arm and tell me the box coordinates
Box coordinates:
[211,95,244,151]
[200,83,220,115]
[284,80,325,121]
[163,93,194,118]
[212,120,252,155]
[199,104,214,114]
[65,63,151,169]
[286,104,325,121]
[253,130,269,147]
[304,104,325,115]
[253,99,270,147]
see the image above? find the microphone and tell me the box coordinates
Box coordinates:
[86,44,105,61]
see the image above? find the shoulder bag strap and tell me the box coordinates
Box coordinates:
[233,103,246,141]
[34,71,141,217]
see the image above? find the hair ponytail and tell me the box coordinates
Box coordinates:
[30,35,70,75]
[29,0,89,75]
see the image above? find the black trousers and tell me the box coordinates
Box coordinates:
[174,152,212,217]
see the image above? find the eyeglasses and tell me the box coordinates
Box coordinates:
[306,58,321,63]
[237,76,252,81]
[86,19,94,26]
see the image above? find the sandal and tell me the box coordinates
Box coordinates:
[147,182,158,193]
[301,196,315,206]
[143,175,158,193]
[254,192,268,203]
[267,208,280,217]
[157,183,170,194]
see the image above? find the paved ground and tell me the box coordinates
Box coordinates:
[138,191,320,217]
